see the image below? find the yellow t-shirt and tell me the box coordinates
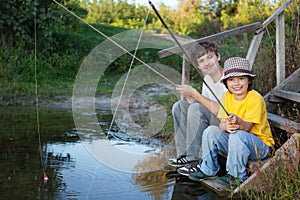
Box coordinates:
[218,90,275,147]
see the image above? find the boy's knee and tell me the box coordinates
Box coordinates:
[229,130,248,145]
[172,101,180,114]
[203,126,220,140]
[187,103,206,119]
[172,100,187,114]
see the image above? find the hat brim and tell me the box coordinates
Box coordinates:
[221,72,256,83]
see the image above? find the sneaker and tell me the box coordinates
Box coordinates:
[168,155,191,167]
[177,161,200,176]
[188,170,216,182]
[216,174,242,189]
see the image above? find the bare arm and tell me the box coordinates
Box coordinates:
[176,85,220,115]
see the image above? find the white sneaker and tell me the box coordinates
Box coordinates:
[177,162,200,176]
[168,155,191,167]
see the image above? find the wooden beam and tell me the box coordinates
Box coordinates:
[181,56,190,85]
[181,57,190,100]
[267,112,300,133]
[158,22,262,58]
[271,89,300,103]
[247,31,264,69]
[276,12,286,85]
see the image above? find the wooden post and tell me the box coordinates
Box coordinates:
[276,11,285,85]
[246,31,265,69]
[181,56,190,100]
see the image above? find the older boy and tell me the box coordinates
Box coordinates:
[169,41,227,176]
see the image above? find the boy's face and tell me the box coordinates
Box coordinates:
[226,76,249,100]
[196,52,221,76]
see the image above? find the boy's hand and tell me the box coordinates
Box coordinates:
[227,114,241,125]
[176,85,196,98]
[220,116,240,133]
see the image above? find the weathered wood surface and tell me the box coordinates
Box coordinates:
[200,179,231,197]
[267,112,300,134]
[270,89,300,103]
[232,133,300,197]
[247,31,264,68]
[158,22,262,58]
[266,68,300,106]
[276,11,286,85]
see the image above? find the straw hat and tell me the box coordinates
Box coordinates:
[222,57,256,82]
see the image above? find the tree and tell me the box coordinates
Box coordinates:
[0,0,87,51]
[220,0,274,29]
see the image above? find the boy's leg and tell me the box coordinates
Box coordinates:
[227,130,270,182]
[200,126,229,176]
[186,103,219,161]
[172,100,190,157]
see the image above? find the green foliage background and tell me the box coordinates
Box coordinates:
[0,0,299,105]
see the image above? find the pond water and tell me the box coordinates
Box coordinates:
[0,106,222,200]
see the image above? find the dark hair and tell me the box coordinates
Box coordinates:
[223,76,254,92]
[191,41,220,64]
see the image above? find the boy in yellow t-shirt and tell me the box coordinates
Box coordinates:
[188,57,275,189]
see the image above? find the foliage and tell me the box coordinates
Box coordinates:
[81,0,152,29]
[220,0,274,29]
[0,0,87,53]
[0,1,298,98]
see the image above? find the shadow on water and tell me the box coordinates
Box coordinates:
[0,106,225,200]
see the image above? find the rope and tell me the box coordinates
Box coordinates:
[52,0,176,87]
[107,8,150,136]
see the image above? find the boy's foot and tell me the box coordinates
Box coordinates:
[216,174,242,189]
[188,170,216,182]
[168,155,193,167]
[177,161,200,176]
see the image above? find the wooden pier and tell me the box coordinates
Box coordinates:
[159,0,299,198]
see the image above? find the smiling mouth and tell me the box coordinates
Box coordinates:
[203,66,213,70]
[233,87,243,91]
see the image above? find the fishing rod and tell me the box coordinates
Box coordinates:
[148,0,229,116]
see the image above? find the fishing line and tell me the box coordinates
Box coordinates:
[148,0,229,116]
[52,0,176,87]
[107,8,150,137]
[34,0,48,182]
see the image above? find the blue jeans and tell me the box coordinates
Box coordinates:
[172,100,219,161]
[200,125,270,182]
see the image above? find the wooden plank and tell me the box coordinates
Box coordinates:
[181,56,190,85]
[232,133,300,197]
[181,57,190,100]
[200,179,231,197]
[265,68,300,109]
[247,31,264,69]
[276,12,286,85]
[267,112,300,133]
[158,22,262,58]
[271,89,300,103]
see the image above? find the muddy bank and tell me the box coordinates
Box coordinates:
[43,85,177,137]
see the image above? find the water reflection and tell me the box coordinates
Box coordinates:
[0,106,223,200]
